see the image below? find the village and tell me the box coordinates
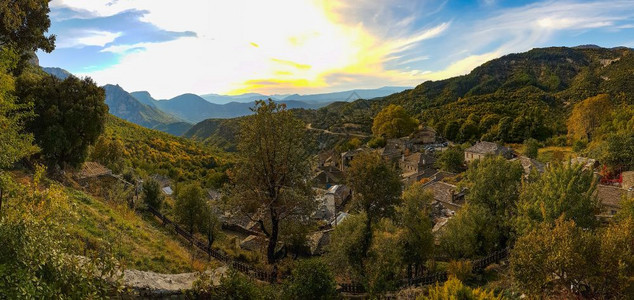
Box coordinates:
[72,125,634,263]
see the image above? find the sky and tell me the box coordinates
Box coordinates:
[39,0,634,99]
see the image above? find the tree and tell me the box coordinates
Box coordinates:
[515,163,599,235]
[435,146,465,173]
[398,183,434,279]
[372,104,418,138]
[511,218,597,298]
[142,178,164,209]
[283,259,338,300]
[601,133,634,172]
[327,213,367,280]
[0,0,56,67]
[594,218,634,298]
[17,74,108,169]
[346,152,401,257]
[193,269,262,300]
[230,100,314,264]
[201,203,221,250]
[91,136,125,173]
[0,49,36,169]
[567,94,612,142]
[463,156,523,245]
[443,120,460,141]
[523,138,539,159]
[174,183,206,236]
[439,204,500,259]
[365,221,405,296]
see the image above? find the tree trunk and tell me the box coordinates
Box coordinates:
[0,187,3,215]
[267,208,279,264]
[362,216,373,258]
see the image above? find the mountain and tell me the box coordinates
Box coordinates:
[129,91,158,108]
[42,67,73,80]
[103,84,192,135]
[282,86,411,103]
[149,93,327,124]
[200,93,275,104]
[187,46,634,149]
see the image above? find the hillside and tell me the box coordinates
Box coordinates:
[102,115,232,184]
[103,85,191,135]
[182,46,634,150]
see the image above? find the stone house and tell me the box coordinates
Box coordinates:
[464,141,513,163]
[399,152,435,174]
[422,181,466,211]
[597,184,632,217]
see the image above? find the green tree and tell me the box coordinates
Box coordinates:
[346,152,401,257]
[443,120,460,141]
[283,259,338,300]
[372,104,418,138]
[365,221,405,296]
[17,74,108,169]
[201,202,221,250]
[142,178,164,209]
[523,138,539,159]
[327,213,368,280]
[398,183,434,279]
[463,156,523,245]
[594,218,634,298]
[601,133,634,172]
[511,218,597,297]
[91,136,126,173]
[435,146,465,173]
[439,204,500,259]
[0,49,36,169]
[515,163,599,235]
[230,100,314,264]
[0,0,56,67]
[193,269,262,300]
[174,183,206,236]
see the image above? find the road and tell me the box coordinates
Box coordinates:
[306,123,369,138]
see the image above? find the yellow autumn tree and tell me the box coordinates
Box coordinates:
[372,104,419,138]
[567,94,612,142]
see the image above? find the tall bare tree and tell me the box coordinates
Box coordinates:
[230,100,313,264]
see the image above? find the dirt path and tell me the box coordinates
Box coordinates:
[306,123,369,138]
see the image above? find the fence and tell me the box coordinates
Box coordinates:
[147,206,509,294]
[146,206,275,283]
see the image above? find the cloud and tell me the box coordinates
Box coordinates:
[56,30,121,48]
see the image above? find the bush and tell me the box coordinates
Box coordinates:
[283,259,338,300]
[142,178,163,209]
[446,260,473,282]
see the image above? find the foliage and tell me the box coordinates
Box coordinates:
[17,74,108,168]
[0,0,56,65]
[439,204,500,259]
[511,218,597,298]
[435,146,465,173]
[327,213,368,280]
[601,133,634,172]
[567,94,613,142]
[515,163,599,235]
[463,156,523,245]
[446,260,473,283]
[0,170,121,298]
[283,259,338,300]
[102,115,229,184]
[230,100,314,263]
[193,269,262,300]
[346,152,402,257]
[174,183,207,235]
[367,136,386,148]
[142,178,164,209]
[91,136,126,173]
[200,201,222,248]
[372,104,418,138]
[0,48,37,168]
[364,220,405,296]
[523,138,540,159]
[418,276,502,300]
[398,183,434,279]
[594,218,634,298]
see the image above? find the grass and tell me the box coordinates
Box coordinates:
[537,146,575,164]
[62,187,216,273]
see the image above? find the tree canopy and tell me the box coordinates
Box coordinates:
[372,104,418,138]
[230,100,314,264]
[17,74,108,169]
[567,94,613,142]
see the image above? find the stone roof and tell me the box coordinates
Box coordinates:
[570,157,600,171]
[161,186,173,196]
[465,141,511,156]
[423,181,459,204]
[597,185,627,208]
[514,156,546,174]
[75,162,112,180]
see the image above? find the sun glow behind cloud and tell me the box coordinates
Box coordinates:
[46,0,444,97]
[43,0,634,98]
